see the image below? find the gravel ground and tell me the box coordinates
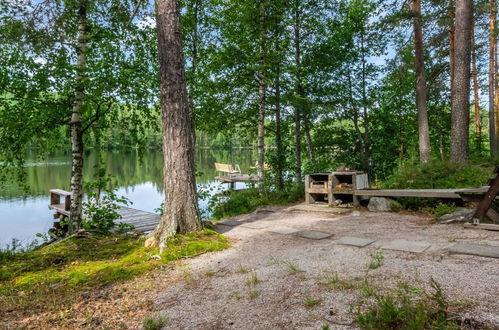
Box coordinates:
[154,205,499,330]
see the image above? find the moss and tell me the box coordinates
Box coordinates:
[0,230,228,315]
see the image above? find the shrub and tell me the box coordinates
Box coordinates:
[143,314,167,330]
[211,185,303,220]
[382,160,490,190]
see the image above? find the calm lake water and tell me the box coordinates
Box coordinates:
[0,149,256,248]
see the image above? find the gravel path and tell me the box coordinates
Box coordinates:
[154,205,499,329]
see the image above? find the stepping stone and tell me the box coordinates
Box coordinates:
[218,219,245,227]
[449,242,499,259]
[295,230,332,240]
[240,223,268,229]
[268,227,300,235]
[337,236,375,247]
[381,239,431,253]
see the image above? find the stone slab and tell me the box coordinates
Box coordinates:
[295,230,332,240]
[239,223,268,229]
[449,242,499,259]
[337,236,375,247]
[288,204,351,214]
[218,219,245,227]
[381,239,431,253]
[268,227,300,235]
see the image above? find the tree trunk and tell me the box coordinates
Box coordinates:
[449,0,455,93]
[68,0,88,234]
[490,0,497,156]
[413,0,431,163]
[303,118,314,161]
[360,30,370,172]
[450,0,471,163]
[257,3,266,180]
[471,20,481,144]
[274,65,284,190]
[150,0,202,251]
[293,0,302,184]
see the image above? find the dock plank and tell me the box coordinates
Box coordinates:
[354,189,460,199]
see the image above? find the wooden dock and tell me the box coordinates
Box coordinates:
[48,189,160,234]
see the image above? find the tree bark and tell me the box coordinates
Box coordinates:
[449,0,455,93]
[450,0,471,163]
[293,0,302,184]
[471,20,481,144]
[274,64,284,190]
[303,118,314,161]
[471,23,482,149]
[490,0,497,156]
[257,3,266,180]
[68,0,88,233]
[360,29,370,172]
[150,0,202,251]
[413,0,431,163]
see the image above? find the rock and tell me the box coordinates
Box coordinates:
[439,209,475,224]
[351,210,361,217]
[367,197,401,212]
[144,236,157,248]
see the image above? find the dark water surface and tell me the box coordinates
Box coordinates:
[0,149,255,248]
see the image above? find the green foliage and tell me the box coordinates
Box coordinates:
[422,203,457,220]
[0,230,228,314]
[356,280,458,329]
[382,160,490,190]
[82,174,133,233]
[304,296,321,307]
[143,314,167,330]
[211,185,303,220]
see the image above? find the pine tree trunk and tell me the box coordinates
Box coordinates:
[360,30,370,172]
[449,0,455,93]
[450,0,471,163]
[471,21,481,144]
[303,118,314,161]
[293,0,302,184]
[413,0,431,163]
[257,70,266,179]
[150,0,202,251]
[274,65,284,190]
[68,0,88,233]
[490,0,497,156]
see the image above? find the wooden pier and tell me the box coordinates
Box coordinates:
[215,174,260,188]
[49,189,160,234]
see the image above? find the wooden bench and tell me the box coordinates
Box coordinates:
[48,189,72,218]
[214,163,241,177]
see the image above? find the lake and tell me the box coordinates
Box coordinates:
[0,149,256,248]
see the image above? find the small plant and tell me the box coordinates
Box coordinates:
[204,270,216,277]
[304,296,321,307]
[284,261,303,274]
[322,325,330,330]
[143,314,167,330]
[355,279,458,329]
[326,272,356,290]
[82,175,133,233]
[246,271,260,286]
[236,264,248,274]
[422,202,457,220]
[231,292,243,300]
[248,290,261,299]
[369,249,384,269]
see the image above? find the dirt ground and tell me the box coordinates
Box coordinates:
[6,205,499,329]
[154,205,499,329]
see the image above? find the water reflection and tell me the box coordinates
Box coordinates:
[0,149,254,247]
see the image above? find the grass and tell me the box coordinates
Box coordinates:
[304,296,321,307]
[248,290,261,299]
[269,256,304,275]
[325,272,358,290]
[355,279,459,329]
[0,229,229,316]
[246,271,260,286]
[143,314,167,330]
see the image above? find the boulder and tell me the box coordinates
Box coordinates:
[439,208,475,224]
[367,197,401,212]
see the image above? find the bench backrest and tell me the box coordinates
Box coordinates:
[215,163,234,173]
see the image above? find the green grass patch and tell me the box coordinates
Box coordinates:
[0,229,228,315]
[356,280,458,329]
[212,185,303,220]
